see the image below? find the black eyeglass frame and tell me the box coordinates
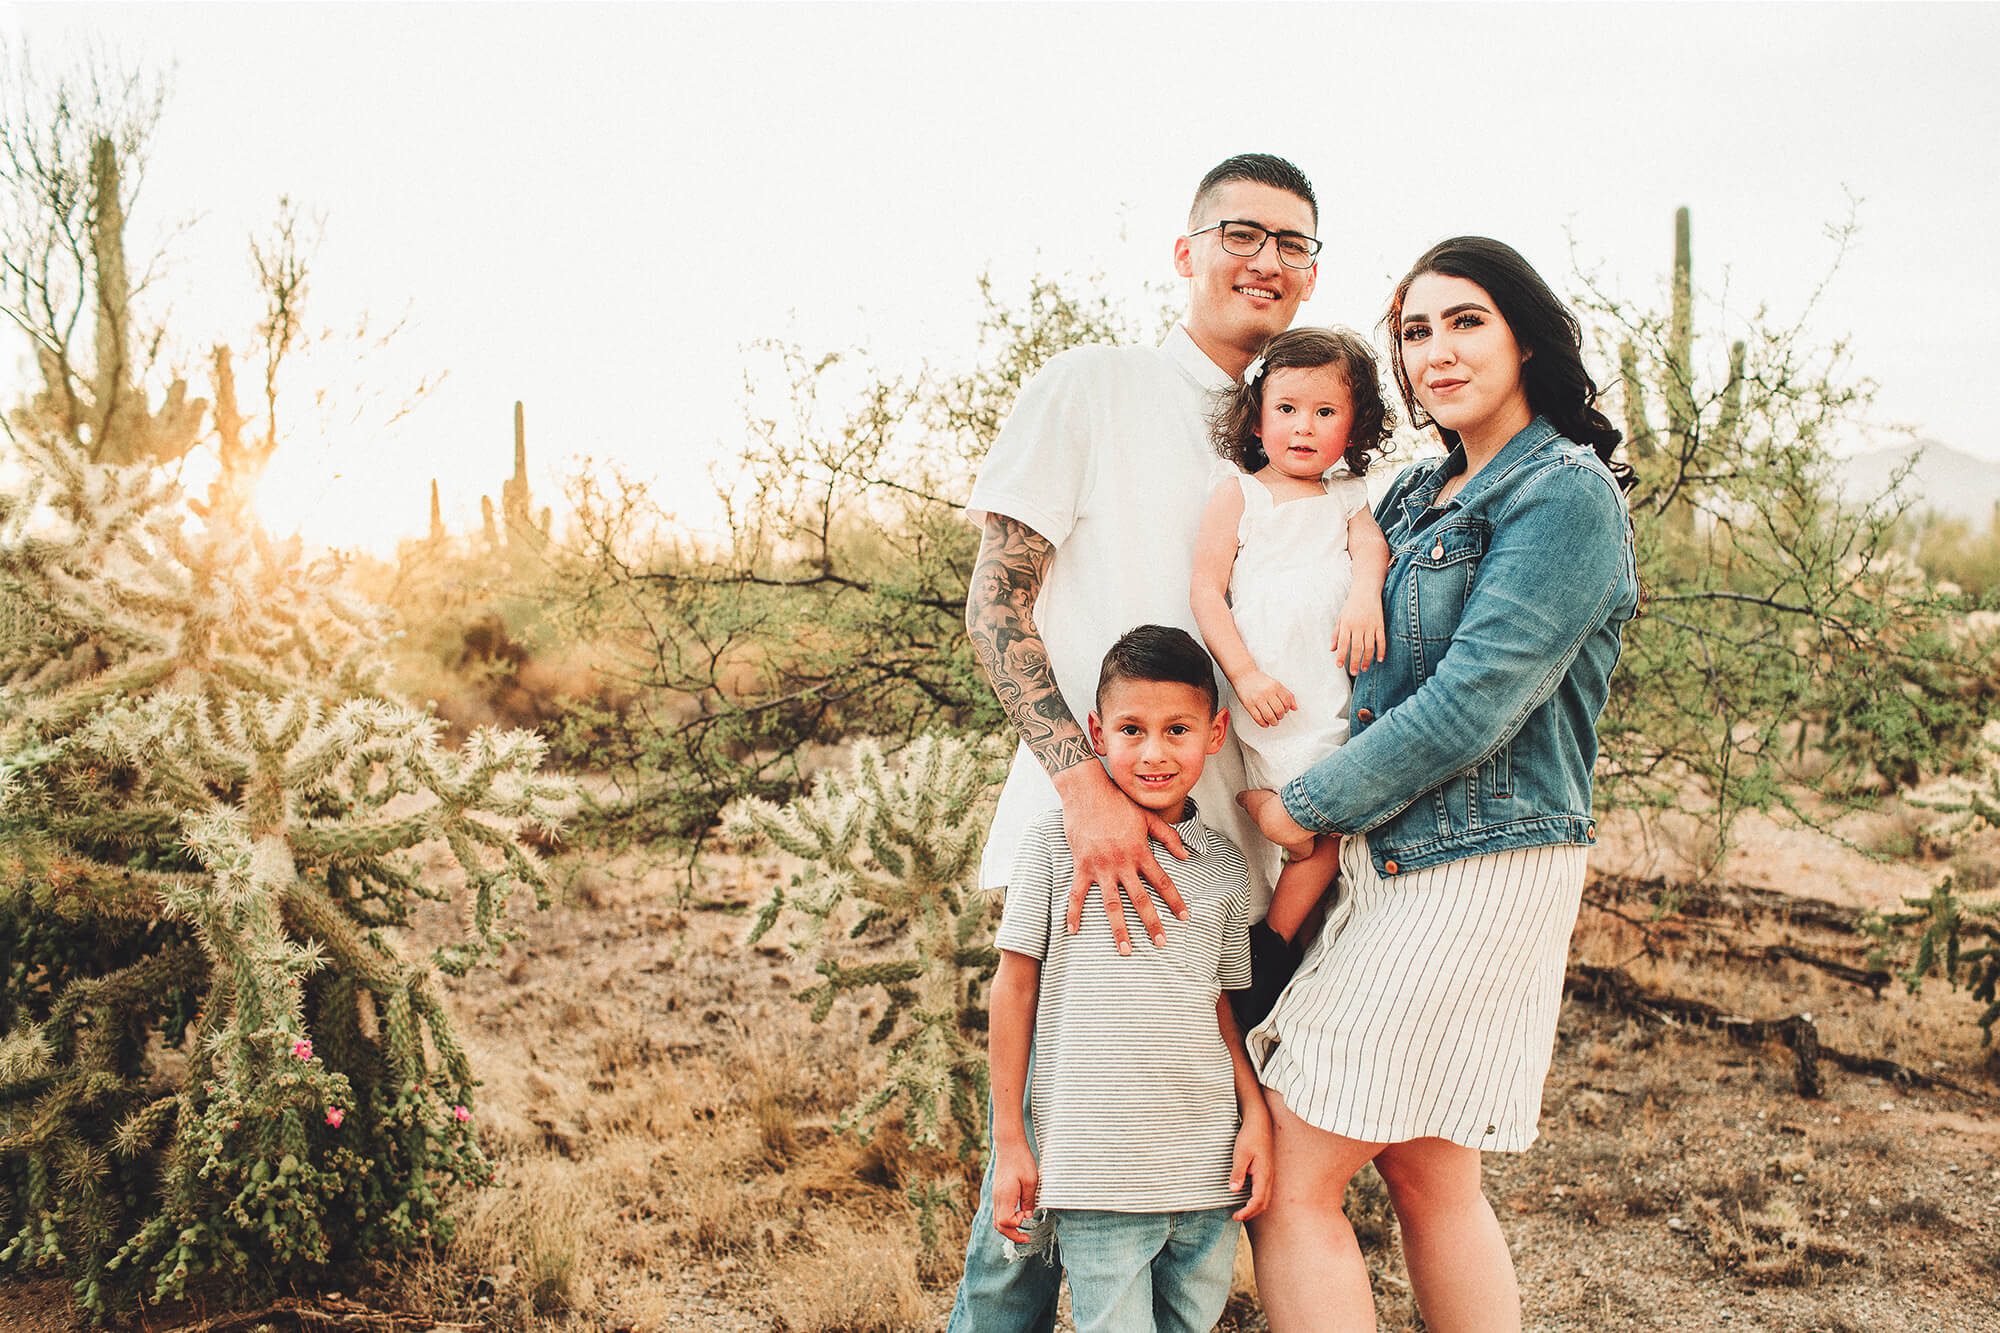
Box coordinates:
[1185,220,1323,269]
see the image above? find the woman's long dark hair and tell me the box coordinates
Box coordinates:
[1383,237,1633,491]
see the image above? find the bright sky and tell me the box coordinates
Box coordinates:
[4,2,1997,553]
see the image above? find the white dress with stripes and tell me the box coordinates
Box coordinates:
[1246,833,1587,1152]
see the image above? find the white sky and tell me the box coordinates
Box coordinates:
[4,2,1997,553]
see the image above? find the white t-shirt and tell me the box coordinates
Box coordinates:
[967,324,1277,911]
[995,804,1252,1211]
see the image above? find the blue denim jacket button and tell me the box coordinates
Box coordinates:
[1355,707,1374,724]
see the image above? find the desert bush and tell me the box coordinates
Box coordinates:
[1905,508,2000,599]
[549,275,1169,847]
[361,534,625,749]
[1583,208,1998,870]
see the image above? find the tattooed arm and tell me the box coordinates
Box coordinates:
[966,513,1187,952]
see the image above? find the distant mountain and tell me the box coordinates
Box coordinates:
[1834,440,2000,531]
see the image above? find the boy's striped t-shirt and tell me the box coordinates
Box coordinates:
[994,802,1252,1212]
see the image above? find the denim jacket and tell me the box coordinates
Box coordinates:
[1279,416,1639,877]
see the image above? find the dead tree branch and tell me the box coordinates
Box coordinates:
[1565,963,1988,1099]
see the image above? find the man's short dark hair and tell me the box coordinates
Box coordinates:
[1096,625,1220,716]
[1190,153,1318,229]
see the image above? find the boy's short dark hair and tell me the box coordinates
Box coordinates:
[1189,153,1318,228]
[1096,625,1220,716]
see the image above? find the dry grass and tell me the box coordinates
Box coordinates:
[361,848,984,1331]
[761,1216,933,1332]
[303,818,2000,1331]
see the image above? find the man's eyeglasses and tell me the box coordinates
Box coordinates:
[1186,220,1322,270]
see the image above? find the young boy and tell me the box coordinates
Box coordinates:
[986,625,1273,1333]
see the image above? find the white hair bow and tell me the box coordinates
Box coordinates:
[1243,355,1266,386]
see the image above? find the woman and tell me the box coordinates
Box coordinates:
[1237,236,1639,1332]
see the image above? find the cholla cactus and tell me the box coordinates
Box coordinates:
[1890,723,2000,1041]
[0,428,571,1314]
[1861,877,2000,1043]
[726,734,1002,1156]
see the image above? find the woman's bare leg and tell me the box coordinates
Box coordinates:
[1373,1138,1519,1333]
[1247,1091,1381,1332]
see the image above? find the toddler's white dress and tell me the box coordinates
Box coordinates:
[1225,468,1372,790]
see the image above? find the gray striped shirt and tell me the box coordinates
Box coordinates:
[995,803,1252,1212]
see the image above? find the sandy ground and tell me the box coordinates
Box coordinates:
[6,806,1997,1331]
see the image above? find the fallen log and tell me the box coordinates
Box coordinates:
[1753,944,1892,997]
[1581,889,1892,995]
[1589,873,1866,934]
[1564,963,1987,1099]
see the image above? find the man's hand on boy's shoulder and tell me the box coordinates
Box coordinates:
[1054,762,1188,955]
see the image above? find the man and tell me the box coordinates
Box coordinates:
[951,153,1321,1331]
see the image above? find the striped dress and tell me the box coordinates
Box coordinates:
[1246,834,1587,1152]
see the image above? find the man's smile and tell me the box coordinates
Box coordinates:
[1235,284,1280,301]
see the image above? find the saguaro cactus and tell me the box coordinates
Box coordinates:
[429,478,447,545]
[1618,207,1747,523]
[725,734,1002,1156]
[480,402,550,552]
[9,138,207,470]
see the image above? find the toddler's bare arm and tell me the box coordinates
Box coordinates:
[1191,481,1296,728]
[1333,507,1392,673]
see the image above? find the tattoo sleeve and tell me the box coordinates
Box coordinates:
[965,513,1095,776]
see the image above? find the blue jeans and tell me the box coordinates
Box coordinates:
[947,1075,1060,1333]
[1053,1207,1241,1333]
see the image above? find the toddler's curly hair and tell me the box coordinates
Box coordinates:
[1209,326,1396,476]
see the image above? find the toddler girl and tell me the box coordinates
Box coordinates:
[1191,326,1394,954]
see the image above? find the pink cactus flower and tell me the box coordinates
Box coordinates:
[325,1107,344,1128]
[452,1105,471,1122]
[292,1039,313,1061]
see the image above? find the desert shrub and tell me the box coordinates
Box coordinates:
[360,535,626,749]
[549,275,1169,847]
[1906,508,2000,599]
[1584,208,1999,869]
